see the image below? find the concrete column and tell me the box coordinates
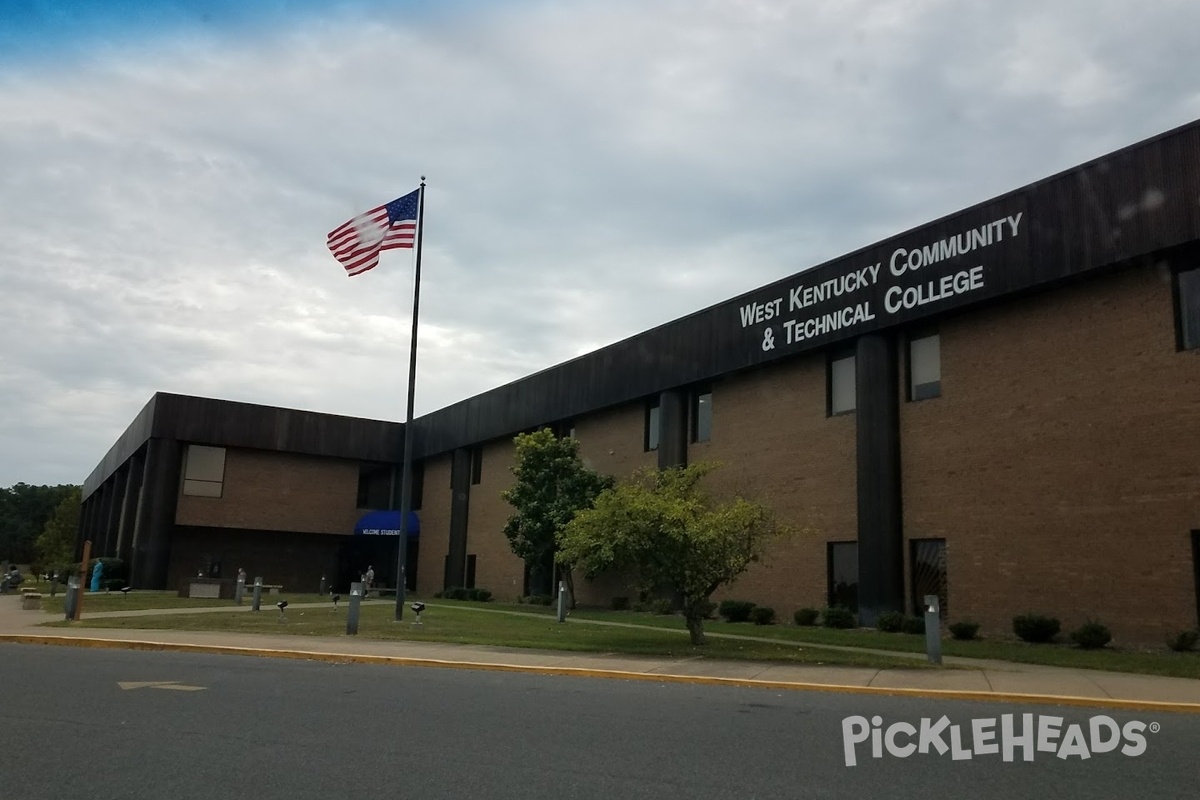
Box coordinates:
[855,333,904,626]
[101,468,127,558]
[129,438,182,589]
[445,447,472,589]
[657,389,689,470]
[115,451,144,566]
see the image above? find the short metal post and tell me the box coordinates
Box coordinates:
[319,575,327,596]
[64,576,79,621]
[235,575,246,605]
[50,572,57,597]
[556,580,566,623]
[923,594,942,665]
[252,577,263,612]
[347,582,362,635]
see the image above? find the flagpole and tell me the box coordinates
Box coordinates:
[394,177,425,621]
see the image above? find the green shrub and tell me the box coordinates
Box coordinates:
[611,596,630,611]
[718,600,757,623]
[1070,620,1112,650]
[949,621,980,641]
[528,594,553,606]
[901,615,926,635]
[793,608,819,626]
[750,607,776,625]
[1013,614,1060,643]
[432,590,444,599]
[1166,630,1198,652]
[876,611,905,633]
[692,599,717,619]
[469,588,493,602]
[822,607,857,629]
[649,598,673,615]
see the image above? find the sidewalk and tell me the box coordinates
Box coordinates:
[2,594,1198,712]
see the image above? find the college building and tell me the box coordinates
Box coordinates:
[78,120,1200,642]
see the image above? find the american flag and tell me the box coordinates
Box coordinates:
[327,189,420,277]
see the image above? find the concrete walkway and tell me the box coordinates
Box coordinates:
[3,594,1199,712]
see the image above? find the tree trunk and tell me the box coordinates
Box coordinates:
[562,566,577,609]
[684,610,707,645]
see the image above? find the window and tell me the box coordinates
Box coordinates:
[1191,531,1200,629]
[691,388,712,443]
[356,463,391,509]
[826,541,858,612]
[470,446,483,485]
[182,445,225,497]
[644,399,660,451]
[910,538,948,619]
[1176,266,1200,351]
[828,354,856,415]
[909,333,941,400]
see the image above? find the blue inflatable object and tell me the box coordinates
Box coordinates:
[90,561,103,592]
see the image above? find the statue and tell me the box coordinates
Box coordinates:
[90,561,104,593]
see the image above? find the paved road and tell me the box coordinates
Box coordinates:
[1,643,1196,799]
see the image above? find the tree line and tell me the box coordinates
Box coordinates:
[0,483,81,570]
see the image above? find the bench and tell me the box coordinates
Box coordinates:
[366,587,397,598]
[22,592,42,611]
[260,585,283,596]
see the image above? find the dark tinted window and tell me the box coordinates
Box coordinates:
[645,400,660,451]
[827,541,858,612]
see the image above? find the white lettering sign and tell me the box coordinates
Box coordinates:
[741,210,1023,352]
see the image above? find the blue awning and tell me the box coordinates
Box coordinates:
[354,510,419,538]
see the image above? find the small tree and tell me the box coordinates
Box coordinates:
[501,428,613,607]
[559,462,790,645]
[35,485,81,569]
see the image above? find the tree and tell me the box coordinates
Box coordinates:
[0,483,77,565]
[559,462,790,645]
[36,485,81,569]
[501,428,613,607]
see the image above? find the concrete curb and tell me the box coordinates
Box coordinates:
[5,633,1200,715]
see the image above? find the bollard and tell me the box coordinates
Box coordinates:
[924,594,943,665]
[347,581,363,635]
[251,577,263,612]
[556,580,566,623]
[235,575,246,605]
[64,576,79,621]
[319,575,327,596]
[50,572,57,598]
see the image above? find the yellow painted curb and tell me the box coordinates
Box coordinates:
[3,633,1199,715]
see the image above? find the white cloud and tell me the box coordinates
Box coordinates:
[1,0,1198,485]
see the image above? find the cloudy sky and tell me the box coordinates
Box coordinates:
[2,0,1198,487]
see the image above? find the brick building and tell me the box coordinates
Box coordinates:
[79,121,1200,642]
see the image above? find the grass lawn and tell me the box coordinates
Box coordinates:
[41,601,928,670]
[34,593,1200,679]
[37,590,319,615]
[422,600,1200,680]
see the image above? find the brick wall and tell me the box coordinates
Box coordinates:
[902,263,1200,643]
[692,355,858,616]
[462,439,525,600]
[414,454,452,597]
[175,448,361,536]
[571,402,658,605]
[168,525,341,594]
